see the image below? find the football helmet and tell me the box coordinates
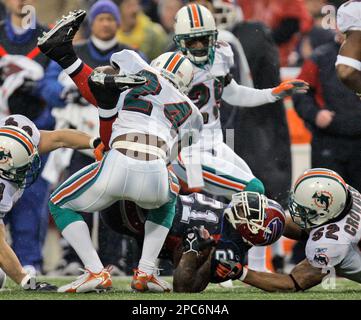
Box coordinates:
[289,168,348,229]
[212,0,239,30]
[0,126,40,188]
[174,4,218,66]
[225,192,286,246]
[151,52,194,94]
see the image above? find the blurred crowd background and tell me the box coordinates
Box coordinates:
[0,0,359,277]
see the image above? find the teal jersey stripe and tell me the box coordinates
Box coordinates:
[51,162,99,199]
[201,164,248,186]
[56,160,106,207]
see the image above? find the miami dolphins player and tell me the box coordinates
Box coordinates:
[336,1,361,94]
[171,4,308,199]
[0,114,102,291]
[232,168,361,292]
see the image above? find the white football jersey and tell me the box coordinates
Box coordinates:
[0,115,40,218]
[188,41,234,145]
[306,186,361,283]
[337,1,361,33]
[109,50,203,150]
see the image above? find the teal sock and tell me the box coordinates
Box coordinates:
[244,178,265,194]
[49,201,84,232]
[147,195,177,229]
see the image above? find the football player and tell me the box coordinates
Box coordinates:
[170,3,307,273]
[227,168,361,292]
[171,3,308,200]
[100,191,290,293]
[37,10,204,293]
[0,114,102,291]
[336,1,361,93]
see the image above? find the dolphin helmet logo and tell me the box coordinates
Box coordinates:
[312,191,333,212]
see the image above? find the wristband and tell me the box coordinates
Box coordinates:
[89,137,101,149]
[239,266,248,282]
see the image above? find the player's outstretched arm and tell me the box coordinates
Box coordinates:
[38,129,101,154]
[0,223,28,285]
[243,259,324,292]
[173,227,215,292]
[336,31,361,93]
[222,78,309,107]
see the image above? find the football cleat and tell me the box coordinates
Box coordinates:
[131,269,172,293]
[57,268,112,293]
[37,10,86,61]
[89,70,147,91]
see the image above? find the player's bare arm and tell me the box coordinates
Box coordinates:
[173,249,213,293]
[243,259,324,292]
[0,223,28,285]
[173,226,215,292]
[336,31,361,93]
[38,129,100,154]
[283,216,309,241]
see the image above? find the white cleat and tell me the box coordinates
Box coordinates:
[0,268,6,290]
[131,269,172,293]
[58,268,112,293]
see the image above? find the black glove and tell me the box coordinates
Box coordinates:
[62,87,88,105]
[216,259,244,280]
[183,226,216,255]
[17,78,38,94]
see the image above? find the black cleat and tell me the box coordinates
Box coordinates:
[33,282,58,292]
[88,70,147,108]
[37,10,86,65]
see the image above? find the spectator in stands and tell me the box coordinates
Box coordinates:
[158,0,183,42]
[238,0,313,67]
[294,31,361,192]
[41,0,134,276]
[115,0,168,60]
[0,1,6,20]
[0,0,54,275]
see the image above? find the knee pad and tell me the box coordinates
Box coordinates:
[48,201,84,232]
[245,178,265,194]
[146,195,177,229]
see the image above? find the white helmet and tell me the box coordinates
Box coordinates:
[212,0,239,30]
[151,52,194,94]
[0,126,40,188]
[174,4,218,66]
[289,168,348,229]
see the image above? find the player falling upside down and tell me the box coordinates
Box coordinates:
[0,114,102,291]
[336,1,361,94]
[100,191,289,292]
[221,168,361,292]
[37,10,204,293]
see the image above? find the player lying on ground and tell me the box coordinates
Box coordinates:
[0,114,102,291]
[37,10,204,293]
[100,191,300,292]
[336,1,361,93]
[227,168,361,292]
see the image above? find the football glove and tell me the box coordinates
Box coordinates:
[183,226,216,255]
[216,259,245,281]
[272,79,309,99]
[21,275,58,292]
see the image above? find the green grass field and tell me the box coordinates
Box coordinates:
[0,277,361,300]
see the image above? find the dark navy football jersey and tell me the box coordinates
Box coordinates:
[209,218,251,283]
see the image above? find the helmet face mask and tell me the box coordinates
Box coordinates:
[289,168,348,229]
[174,30,218,66]
[174,4,218,67]
[225,192,286,246]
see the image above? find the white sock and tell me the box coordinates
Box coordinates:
[62,221,103,273]
[248,246,267,272]
[138,221,170,275]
